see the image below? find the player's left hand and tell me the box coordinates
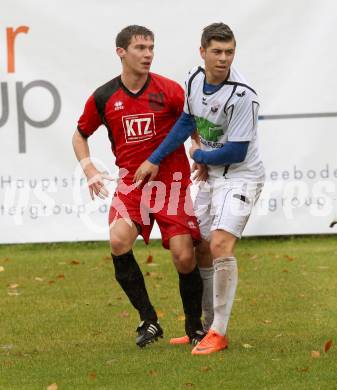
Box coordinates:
[133,160,159,185]
[191,162,208,182]
[189,139,200,159]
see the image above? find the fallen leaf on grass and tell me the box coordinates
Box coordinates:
[47,384,58,390]
[1,360,15,367]
[157,310,165,318]
[70,260,80,265]
[324,339,333,353]
[284,255,295,261]
[296,367,309,373]
[177,315,185,321]
[119,311,129,318]
[145,271,158,277]
[145,272,163,280]
[0,266,4,272]
[184,384,194,388]
[0,345,14,350]
[35,277,44,282]
[148,370,158,376]
[103,256,111,261]
[8,291,20,296]
[249,255,258,260]
[9,283,19,289]
[57,274,65,280]
[146,255,153,263]
[262,320,272,324]
[242,343,254,349]
[88,372,97,380]
[48,281,55,285]
[282,269,289,273]
[200,366,212,372]
[275,334,282,338]
[311,351,320,358]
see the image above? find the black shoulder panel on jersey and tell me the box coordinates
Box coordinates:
[187,67,203,98]
[93,77,120,151]
[224,81,257,95]
[93,77,120,119]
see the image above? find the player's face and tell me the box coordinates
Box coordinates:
[200,39,236,84]
[118,35,154,76]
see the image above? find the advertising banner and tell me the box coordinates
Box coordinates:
[1,0,337,243]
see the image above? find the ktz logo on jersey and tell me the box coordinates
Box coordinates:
[148,92,165,111]
[114,101,124,111]
[122,113,156,143]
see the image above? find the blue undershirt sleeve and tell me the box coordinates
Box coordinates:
[193,141,249,165]
[148,112,196,165]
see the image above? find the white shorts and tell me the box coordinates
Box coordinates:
[194,179,264,240]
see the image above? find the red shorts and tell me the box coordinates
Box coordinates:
[108,180,201,249]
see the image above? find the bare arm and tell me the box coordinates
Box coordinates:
[72,130,112,200]
[190,132,208,182]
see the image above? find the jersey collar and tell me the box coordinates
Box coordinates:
[201,67,231,95]
[118,74,151,98]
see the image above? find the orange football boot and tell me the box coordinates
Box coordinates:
[191,329,228,355]
[169,335,190,345]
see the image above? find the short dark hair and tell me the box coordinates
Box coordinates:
[201,23,236,48]
[115,25,154,49]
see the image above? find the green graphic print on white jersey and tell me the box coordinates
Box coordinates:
[195,117,223,143]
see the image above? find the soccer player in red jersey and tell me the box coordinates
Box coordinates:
[72,25,205,348]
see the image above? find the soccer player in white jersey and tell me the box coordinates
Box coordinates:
[134,23,265,355]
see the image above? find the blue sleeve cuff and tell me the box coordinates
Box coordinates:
[192,141,249,165]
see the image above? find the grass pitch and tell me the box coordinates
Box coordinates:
[0,236,336,389]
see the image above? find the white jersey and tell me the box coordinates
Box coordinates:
[184,65,265,181]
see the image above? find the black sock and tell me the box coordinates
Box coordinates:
[178,267,203,336]
[112,250,157,322]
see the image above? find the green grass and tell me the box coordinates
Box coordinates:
[0,236,336,390]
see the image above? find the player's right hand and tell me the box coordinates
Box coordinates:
[85,166,114,200]
[191,162,208,182]
[133,160,159,186]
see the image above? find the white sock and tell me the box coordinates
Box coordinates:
[198,266,214,331]
[211,256,238,336]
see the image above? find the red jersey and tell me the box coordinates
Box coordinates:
[78,73,191,184]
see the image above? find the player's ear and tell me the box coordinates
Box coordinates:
[116,47,125,60]
[200,46,206,60]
